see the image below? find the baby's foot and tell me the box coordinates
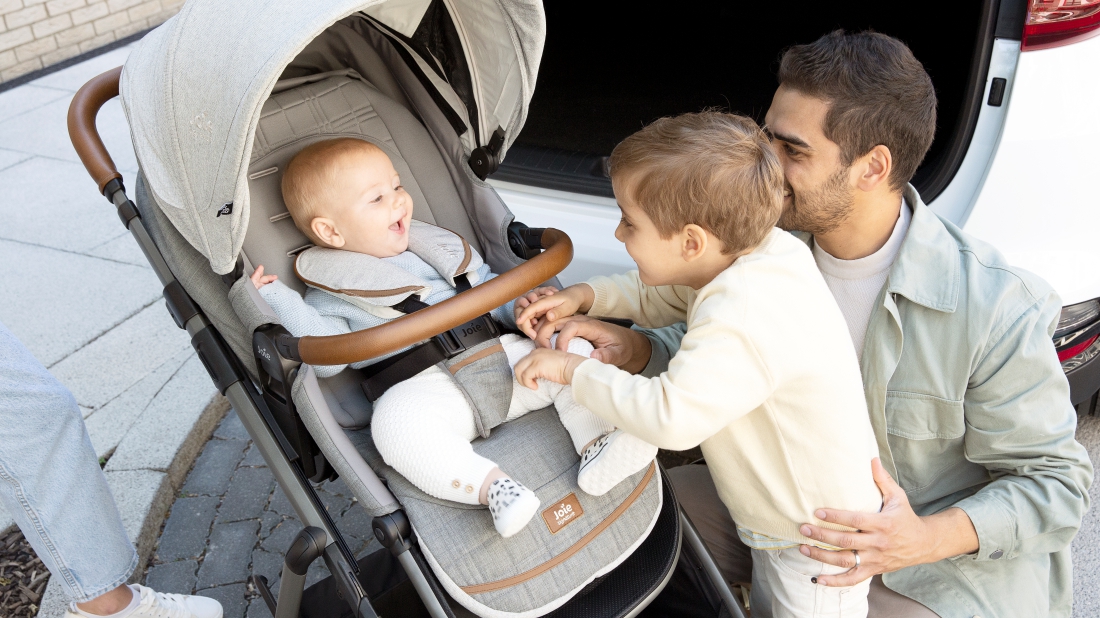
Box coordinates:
[487,477,540,538]
[577,430,657,496]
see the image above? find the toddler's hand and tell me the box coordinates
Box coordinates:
[514,284,595,339]
[251,265,278,289]
[514,348,588,389]
[514,286,558,333]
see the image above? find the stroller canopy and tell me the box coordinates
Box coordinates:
[120,0,544,274]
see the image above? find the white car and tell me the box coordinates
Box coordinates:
[489,0,1100,414]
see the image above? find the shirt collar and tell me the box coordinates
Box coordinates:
[793,184,960,313]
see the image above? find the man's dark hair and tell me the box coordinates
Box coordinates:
[778,30,937,191]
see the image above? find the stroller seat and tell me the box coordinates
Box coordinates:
[237,68,665,617]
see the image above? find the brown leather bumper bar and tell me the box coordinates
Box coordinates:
[67,66,123,194]
[296,228,572,366]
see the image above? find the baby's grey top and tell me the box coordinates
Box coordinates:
[259,251,517,378]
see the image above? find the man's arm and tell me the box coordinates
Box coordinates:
[800,291,1093,586]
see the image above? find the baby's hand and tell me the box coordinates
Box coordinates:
[251,265,278,289]
[514,286,558,334]
[514,348,588,389]
[514,284,595,339]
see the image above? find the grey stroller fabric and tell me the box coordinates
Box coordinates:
[119,0,544,275]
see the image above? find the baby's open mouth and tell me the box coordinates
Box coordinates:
[390,218,406,234]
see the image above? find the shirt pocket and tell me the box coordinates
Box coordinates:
[884,392,966,496]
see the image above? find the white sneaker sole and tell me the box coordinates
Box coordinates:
[577,430,657,496]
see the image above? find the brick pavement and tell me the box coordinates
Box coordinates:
[143,411,379,618]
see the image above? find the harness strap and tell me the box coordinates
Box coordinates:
[360,273,497,402]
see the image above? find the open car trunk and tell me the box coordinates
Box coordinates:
[495,0,1011,202]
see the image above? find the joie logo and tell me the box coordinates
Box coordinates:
[541,493,584,534]
[460,323,483,337]
[257,346,272,362]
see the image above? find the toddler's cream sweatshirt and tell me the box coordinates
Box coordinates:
[572,228,882,546]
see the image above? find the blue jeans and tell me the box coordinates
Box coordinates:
[0,320,137,602]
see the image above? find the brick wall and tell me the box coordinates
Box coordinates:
[0,0,183,83]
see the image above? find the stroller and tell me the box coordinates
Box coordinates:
[67,1,744,616]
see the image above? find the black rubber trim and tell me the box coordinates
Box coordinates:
[192,326,244,394]
[1067,350,1100,406]
[911,0,1000,202]
[996,0,1028,39]
[116,200,140,228]
[163,280,200,329]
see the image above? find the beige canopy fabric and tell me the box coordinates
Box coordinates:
[119,0,544,274]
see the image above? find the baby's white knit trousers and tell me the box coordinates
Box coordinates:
[370,334,614,505]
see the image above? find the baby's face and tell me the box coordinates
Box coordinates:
[321,148,413,258]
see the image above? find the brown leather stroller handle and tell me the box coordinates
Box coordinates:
[68,66,123,194]
[294,228,573,366]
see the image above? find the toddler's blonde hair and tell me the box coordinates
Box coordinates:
[608,112,784,256]
[281,138,384,245]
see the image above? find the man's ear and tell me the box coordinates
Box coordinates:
[680,224,709,262]
[311,217,345,248]
[854,144,893,193]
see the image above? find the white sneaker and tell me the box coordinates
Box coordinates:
[487,477,541,538]
[577,430,658,496]
[66,584,223,618]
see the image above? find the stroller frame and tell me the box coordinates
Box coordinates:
[67,65,746,618]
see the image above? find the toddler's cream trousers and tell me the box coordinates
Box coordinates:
[370,334,613,504]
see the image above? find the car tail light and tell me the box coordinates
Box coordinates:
[1055,299,1100,370]
[1023,0,1100,50]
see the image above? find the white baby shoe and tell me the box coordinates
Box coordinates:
[66,584,223,618]
[487,477,540,538]
[577,430,658,496]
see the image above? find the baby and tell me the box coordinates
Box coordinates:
[252,137,657,537]
[514,113,882,617]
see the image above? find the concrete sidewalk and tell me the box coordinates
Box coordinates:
[0,45,224,617]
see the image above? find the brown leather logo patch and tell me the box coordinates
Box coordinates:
[542,493,584,534]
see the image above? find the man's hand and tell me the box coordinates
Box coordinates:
[251,265,277,289]
[514,348,588,389]
[798,458,979,587]
[514,284,595,338]
[514,286,558,334]
[531,315,653,374]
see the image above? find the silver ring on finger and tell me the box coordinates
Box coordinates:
[852,550,861,568]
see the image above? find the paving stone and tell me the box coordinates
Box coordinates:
[196,520,260,588]
[105,354,219,479]
[319,476,352,497]
[250,547,284,595]
[267,486,296,518]
[182,438,248,497]
[0,83,70,124]
[156,496,219,561]
[217,466,275,523]
[84,231,153,267]
[305,559,329,589]
[215,410,251,441]
[0,156,135,253]
[260,519,302,555]
[84,349,192,458]
[0,94,137,172]
[315,487,351,518]
[336,502,373,542]
[52,303,192,409]
[196,583,249,618]
[29,44,132,91]
[258,511,282,540]
[0,146,31,172]
[0,238,160,367]
[241,443,267,468]
[246,596,273,618]
[145,559,198,595]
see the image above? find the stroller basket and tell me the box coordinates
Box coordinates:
[66,2,745,617]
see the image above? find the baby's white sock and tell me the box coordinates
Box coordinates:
[486,477,540,538]
[577,429,657,496]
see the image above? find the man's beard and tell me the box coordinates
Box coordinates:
[777,167,855,236]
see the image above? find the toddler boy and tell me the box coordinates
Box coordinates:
[515,112,882,617]
[252,138,657,537]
